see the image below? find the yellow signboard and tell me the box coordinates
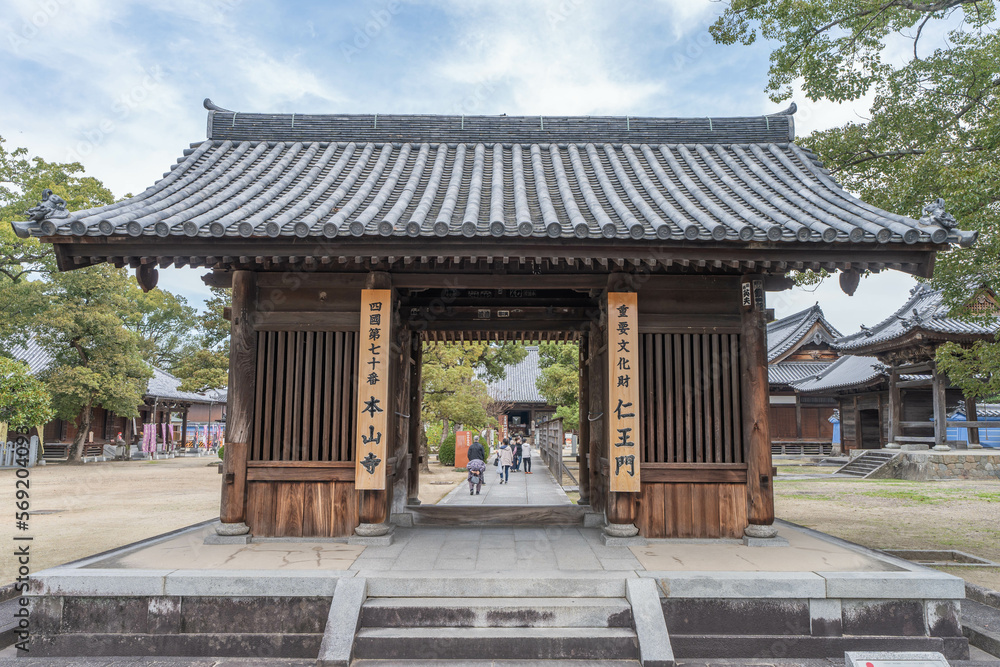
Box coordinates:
[607,292,640,492]
[355,289,392,490]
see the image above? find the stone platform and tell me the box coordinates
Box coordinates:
[869,449,1000,480]
[23,520,974,662]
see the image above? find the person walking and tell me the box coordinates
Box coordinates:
[497,439,513,484]
[521,440,532,474]
[467,435,487,495]
[512,436,523,472]
[468,435,486,465]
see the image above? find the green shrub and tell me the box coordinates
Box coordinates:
[438,433,457,466]
[218,445,224,460]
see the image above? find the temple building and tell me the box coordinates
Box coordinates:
[793,285,999,452]
[14,101,974,541]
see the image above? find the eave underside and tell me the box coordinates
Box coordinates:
[50,237,938,278]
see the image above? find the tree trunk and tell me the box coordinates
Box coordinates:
[440,419,450,445]
[66,401,93,465]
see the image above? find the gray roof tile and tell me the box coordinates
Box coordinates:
[13,108,964,245]
[766,304,842,362]
[790,355,885,393]
[484,347,550,405]
[835,284,999,351]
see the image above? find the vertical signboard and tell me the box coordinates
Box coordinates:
[356,289,392,490]
[607,292,640,492]
[499,414,509,443]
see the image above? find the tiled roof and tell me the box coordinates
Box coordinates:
[790,355,886,393]
[11,103,968,246]
[7,339,53,375]
[769,360,833,386]
[146,367,217,403]
[835,284,999,351]
[766,304,841,362]
[6,341,216,404]
[484,346,550,405]
[951,402,1000,419]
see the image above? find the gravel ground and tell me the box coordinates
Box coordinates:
[0,457,220,585]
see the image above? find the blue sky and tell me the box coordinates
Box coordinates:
[1,0,921,332]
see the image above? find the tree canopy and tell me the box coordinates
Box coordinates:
[711,1,1000,309]
[0,357,53,433]
[536,343,580,431]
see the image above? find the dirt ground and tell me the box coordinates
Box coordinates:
[416,461,467,504]
[775,470,1000,591]
[0,457,221,585]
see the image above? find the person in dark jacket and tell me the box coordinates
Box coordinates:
[468,435,486,465]
[511,436,523,472]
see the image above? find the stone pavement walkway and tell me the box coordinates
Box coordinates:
[350,525,643,572]
[438,459,572,506]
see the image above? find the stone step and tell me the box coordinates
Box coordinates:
[353,626,639,661]
[365,574,627,599]
[361,597,633,629]
[352,660,643,666]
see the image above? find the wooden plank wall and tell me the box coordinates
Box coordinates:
[638,332,743,465]
[246,477,358,537]
[633,277,749,538]
[251,330,358,462]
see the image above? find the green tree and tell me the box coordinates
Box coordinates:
[123,285,198,368]
[711,1,999,306]
[712,0,1000,375]
[37,265,152,463]
[0,357,53,433]
[536,343,580,431]
[0,135,116,349]
[937,340,1000,401]
[170,286,231,393]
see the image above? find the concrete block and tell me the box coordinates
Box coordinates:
[163,570,351,597]
[742,535,790,547]
[30,569,170,596]
[820,571,966,600]
[809,598,842,637]
[657,571,826,599]
[924,599,961,637]
[365,572,627,598]
[349,526,395,546]
[389,512,413,528]
[842,599,925,636]
[584,512,606,528]
[316,577,367,667]
[663,598,809,636]
[203,533,251,545]
[147,596,181,634]
[845,651,948,667]
[626,578,675,667]
[601,534,648,547]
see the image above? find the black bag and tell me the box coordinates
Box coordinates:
[470,473,481,485]
[493,453,499,467]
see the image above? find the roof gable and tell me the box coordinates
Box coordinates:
[767,304,842,362]
[484,346,550,405]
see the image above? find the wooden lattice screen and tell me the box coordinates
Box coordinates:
[251,330,358,462]
[638,333,744,464]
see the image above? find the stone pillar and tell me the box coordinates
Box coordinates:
[217,270,257,537]
[740,275,776,539]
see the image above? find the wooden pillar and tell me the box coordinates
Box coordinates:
[794,396,802,440]
[932,363,949,450]
[739,276,775,529]
[407,333,423,504]
[180,407,188,448]
[588,321,605,513]
[218,270,257,534]
[886,369,901,449]
[577,332,591,505]
[356,271,393,532]
[966,395,982,448]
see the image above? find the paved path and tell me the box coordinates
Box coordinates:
[438,459,572,506]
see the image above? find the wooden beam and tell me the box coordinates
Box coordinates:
[933,364,947,448]
[888,369,901,445]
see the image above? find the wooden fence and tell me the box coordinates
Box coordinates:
[535,418,578,490]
